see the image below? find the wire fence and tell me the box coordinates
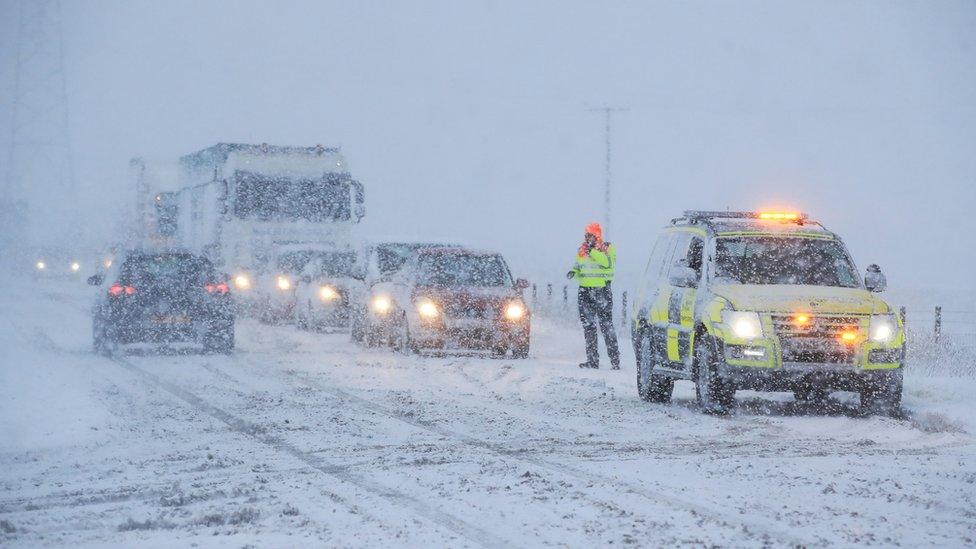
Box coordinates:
[527,281,976,377]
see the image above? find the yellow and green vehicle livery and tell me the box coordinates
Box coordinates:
[631,211,904,414]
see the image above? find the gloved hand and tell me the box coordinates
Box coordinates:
[566,270,576,279]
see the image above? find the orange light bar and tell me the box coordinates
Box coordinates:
[794,314,810,325]
[759,212,800,221]
[840,331,858,343]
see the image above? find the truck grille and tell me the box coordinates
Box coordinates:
[771,314,860,363]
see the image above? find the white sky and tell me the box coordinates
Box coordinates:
[1,0,974,292]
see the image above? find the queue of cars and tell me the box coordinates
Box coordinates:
[80,208,906,415]
[85,241,532,359]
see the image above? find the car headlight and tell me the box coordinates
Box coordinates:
[722,310,763,340]
[70,262,80,272]
[417,300,439,318]
[869,314,897,343]
[234,274,251,290]
[371,295,392,314]
[505,302,526,320]
[276,275,292,291]
[36,261,46,270]
[319,285,338,301]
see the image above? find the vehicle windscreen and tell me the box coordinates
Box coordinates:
[376,243,451,275]
[313,252,357,277]
[416,254,511,287]
[120,255,215,286]
[713,237,860,287]
[277,251,315,274]
[234,171,351,221]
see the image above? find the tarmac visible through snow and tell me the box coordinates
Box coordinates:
[1,280,974,547]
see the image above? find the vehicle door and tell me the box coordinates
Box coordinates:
[663,232,705,372]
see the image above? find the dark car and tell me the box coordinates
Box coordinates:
[89,250,235,354]
[365,248,530,357]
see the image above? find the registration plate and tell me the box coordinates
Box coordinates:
[152,315,190,324]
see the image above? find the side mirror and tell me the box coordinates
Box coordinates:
[515,278,529,291]
[669,260,698,288]
[87,274,103,286]
[300,274,312,284]
[865,264,886,292]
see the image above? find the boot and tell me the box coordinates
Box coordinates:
[579,361,599,369]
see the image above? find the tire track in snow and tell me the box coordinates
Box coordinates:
[285,368,812,548]
[110,355,513,549]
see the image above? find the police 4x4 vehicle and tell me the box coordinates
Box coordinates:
[632,211,904,415]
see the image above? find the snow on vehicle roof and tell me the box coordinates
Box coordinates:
[181,143,349,179]
[273,243,354,254]
[416,247,503,258]
[707,217,834,237]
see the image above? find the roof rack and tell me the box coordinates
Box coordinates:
[672,210,811,226]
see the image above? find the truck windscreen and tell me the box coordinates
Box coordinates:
[713,237,860,288]
[234,172,351,221]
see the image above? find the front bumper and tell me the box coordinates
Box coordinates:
[718,359,903,392]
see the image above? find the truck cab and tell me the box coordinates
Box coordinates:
[631,211,904,415]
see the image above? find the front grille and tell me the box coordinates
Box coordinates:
[771,314,859,338]
[772,314,861,363]
[446,303,491,319]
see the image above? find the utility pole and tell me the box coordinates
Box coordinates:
[586,105,628,237]
[3,0,76,252]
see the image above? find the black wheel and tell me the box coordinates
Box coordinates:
[204,321,235,354]
[636,329,673,403]
[860,369,903,416]
[694,335,735,414]
[512,340,530,359]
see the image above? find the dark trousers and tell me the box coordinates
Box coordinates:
[578,285,620,367]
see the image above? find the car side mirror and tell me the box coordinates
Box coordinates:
[300,274,312,284]
[669,260,698,288]
[865,264,886,292]
[515,278,529,291]
[87,274,103,286]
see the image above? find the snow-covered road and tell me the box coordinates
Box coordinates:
[1,280,974,547]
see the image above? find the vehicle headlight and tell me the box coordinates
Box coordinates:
[869,314,897,343]
[36,261,46,270]
[234,274,251,290]
[722,310,763,340]
[276,275,292,291]
[417,300,439,318]
[505,302,526,320]
[70,261,80,272]
[371,295,392,314]
[319,285,338,301]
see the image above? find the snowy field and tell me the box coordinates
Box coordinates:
[1,278,974,548]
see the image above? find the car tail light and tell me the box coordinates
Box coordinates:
[205,282,230,294]
[109,283,135,296]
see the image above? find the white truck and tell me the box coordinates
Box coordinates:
[132,143,365,316]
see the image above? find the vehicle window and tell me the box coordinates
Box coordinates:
[234,171,351,222]
[277,251,314,273]
[312,252,357,277]
[376,243,455,275]
[120,254,215,286]
[666,232,693,278]
[686,237,704,276]
[713,237,859,287]
[642,233,671,284]
[417,254,511,287]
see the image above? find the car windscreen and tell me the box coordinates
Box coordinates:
[713,237,860,287]
[313,252,357,277]
[120,255,215,286]
[233,171,352,222]
[277,251,315,274]
[416,254,511,287]
[376,243,452,275]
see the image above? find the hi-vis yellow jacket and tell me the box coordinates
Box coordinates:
[571,244,617,288]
